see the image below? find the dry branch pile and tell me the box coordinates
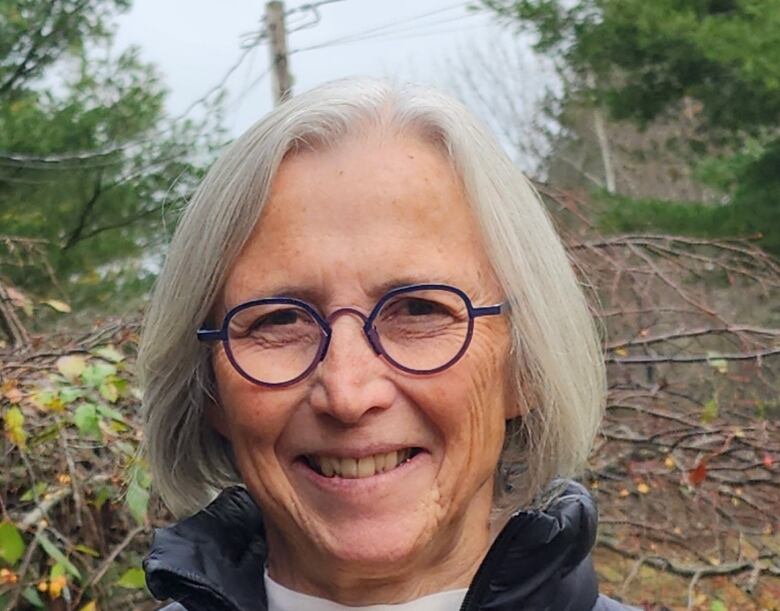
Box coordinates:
[1,187,779,609]
[0,322,160,611]
[546,184,780,609]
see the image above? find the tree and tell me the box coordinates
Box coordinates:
[480,0,780,252]
[0,0,223,314]
[440,35,560,176]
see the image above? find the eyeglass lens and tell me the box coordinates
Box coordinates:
[225,288,471,386]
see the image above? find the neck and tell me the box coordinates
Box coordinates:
[264,483,494,605]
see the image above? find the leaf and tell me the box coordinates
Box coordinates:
[99,381,119,403]
[95,403,126,423]
[0,521,25,565]
[73,404,101,439]
[21,586,45,608]
[126,478,149,526]
[688,460,708,487]
[81,363,117,388]
[30,390,64,413]
[6,286,32,311]
[35,532,81,581]
[636,482,650,494]
[56,355,87,381]
[115,567,146,589]
[1,381,23,404]
[3,406,27,449]
[74,544,100,558]
[701,398,719,423]
[93,486,112,510]
[92,345,124,363]
[50,563,65,579]
[79,601,97,611]
[20,482,48,502]
[42,299,71,313]
[59,387,83,404]
[710,600,727,611]
[109,420,129,433]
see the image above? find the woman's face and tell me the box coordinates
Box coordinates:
[212,131,514,599]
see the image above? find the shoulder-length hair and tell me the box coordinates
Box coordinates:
[139,77,605,518]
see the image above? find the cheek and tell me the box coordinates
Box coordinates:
[211,349,303,448]
[426,326,511,465]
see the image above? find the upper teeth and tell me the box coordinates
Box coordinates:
[310,449,413,479]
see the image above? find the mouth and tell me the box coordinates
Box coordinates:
[300,448,424,479]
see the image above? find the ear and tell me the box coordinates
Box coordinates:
[504,370,534,421]
[504,399,529,421]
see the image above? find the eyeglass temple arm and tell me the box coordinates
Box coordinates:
[197,328,226,342]
[472,302,507,317]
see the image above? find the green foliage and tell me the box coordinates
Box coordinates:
[482,0,780,131]
[0,521,25,565]
[0,0,131,99]
[597,194,721,236]
[36,532,81,580]
[0,0,223,314]
[1,331,157,606]
[115,566,146,589]
[482,0,780,252]
[126,463,151,526]
[597,140,780,252]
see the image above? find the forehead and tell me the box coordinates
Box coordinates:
[224,131,498,304]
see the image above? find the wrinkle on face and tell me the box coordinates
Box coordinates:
[211,128,514,604]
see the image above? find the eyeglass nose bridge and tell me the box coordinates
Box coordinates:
[319,307,383,361]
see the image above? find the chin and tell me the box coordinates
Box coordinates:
[315,512,438,569]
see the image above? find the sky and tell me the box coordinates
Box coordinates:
[113,0,524,138]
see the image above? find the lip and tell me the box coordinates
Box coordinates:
[292,449,431,493]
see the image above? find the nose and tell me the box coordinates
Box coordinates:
[309,310,395,424]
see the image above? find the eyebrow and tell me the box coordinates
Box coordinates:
[227,275,460,310]
[369,276,434,298]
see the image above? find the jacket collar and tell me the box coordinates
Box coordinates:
[144,480,599,611]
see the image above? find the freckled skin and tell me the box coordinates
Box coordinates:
[210,131,515,604]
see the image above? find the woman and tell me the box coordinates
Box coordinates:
[140,78,637,610]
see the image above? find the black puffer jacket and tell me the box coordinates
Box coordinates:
[144,481,639,611]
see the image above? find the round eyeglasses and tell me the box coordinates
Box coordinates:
[197,284,505,388]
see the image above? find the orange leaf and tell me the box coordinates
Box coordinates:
[49,574,67,599]
[763,453,774,468]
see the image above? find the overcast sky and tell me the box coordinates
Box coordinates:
[113,0,516,137]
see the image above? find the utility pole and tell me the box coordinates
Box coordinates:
[265,1,292,105]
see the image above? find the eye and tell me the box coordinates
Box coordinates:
[400,298,445,316]
[254,309,301,327]
[381,296,455,320]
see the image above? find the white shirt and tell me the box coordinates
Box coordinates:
[264,570,468,611]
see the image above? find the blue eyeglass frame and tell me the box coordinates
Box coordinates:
[197,283,505,388]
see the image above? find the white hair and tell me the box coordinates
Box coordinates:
[138,77,605,518]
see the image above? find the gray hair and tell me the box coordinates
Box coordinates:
[138,77,605,518]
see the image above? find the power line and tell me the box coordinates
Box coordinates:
[0,0,343,166]
[292,12,482,54]
[291,1,472,53]
[0,12,272,167]
[0,0,480,168]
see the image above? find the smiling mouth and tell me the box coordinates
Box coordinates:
[303,448,423,479]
